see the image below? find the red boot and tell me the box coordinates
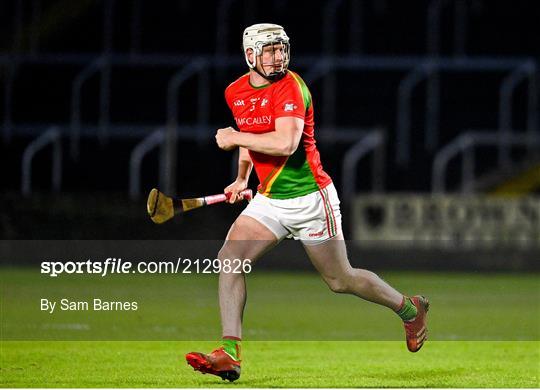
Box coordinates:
[403,295,430,352]
[186,347,241,382]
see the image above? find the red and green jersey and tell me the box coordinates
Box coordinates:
[225,70,332,199]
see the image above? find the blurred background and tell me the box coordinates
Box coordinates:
[1,0,539,270]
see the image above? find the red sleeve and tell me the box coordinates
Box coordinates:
[272,76,306,120]
[224,85,233,111]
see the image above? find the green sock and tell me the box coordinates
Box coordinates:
[396,296,417,322]
[222,337,241,360]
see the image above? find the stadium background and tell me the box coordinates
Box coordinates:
[1,0,539,271]
[1,0,539,288]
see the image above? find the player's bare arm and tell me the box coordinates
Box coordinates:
[224,147,253,204]
[215,116,304,156]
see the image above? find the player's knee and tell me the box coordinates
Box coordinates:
[325,277,350,294]
[217,248,227,260]
[217,248,249,276]
[217,248,240,263]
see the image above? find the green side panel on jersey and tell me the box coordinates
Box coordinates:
[289,71,312,110]
[266,147,319,199]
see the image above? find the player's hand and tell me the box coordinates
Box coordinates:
[215,127,238,151]
[216,127,238,151]
[224,179,248,204]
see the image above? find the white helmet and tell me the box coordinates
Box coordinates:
[242,23,290,80]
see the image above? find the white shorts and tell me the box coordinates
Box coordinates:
[241,183,342,245]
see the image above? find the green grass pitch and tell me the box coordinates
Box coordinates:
[1,268,539,387]
[2,341,538,387]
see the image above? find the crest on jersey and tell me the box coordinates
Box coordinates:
[283,103,297,112]
[250,98,260,112]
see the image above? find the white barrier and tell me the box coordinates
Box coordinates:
[353,195,540,249]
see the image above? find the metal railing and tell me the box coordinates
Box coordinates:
[432,130,540,193]
[340,129,386,234]
[395,58,538,166]
[341,129,386,204]
[396,63,433,164]
[4,53,537,198]
[70,57,106,159]
[498,61,538,168]
[21,126,62,197]
[164,59,209,195]
[129,128,165,200]
[4,0,538,198]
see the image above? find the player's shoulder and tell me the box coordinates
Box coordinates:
[225,73,250,93]
[275,70,309,91]
[287,70,309,88]
[273,70,311,98]
[286,69,305,81]
[274,70,312,110]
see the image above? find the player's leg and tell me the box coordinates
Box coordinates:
[218,215,279,339]
[303,233,403,308]
[295,184,428,352]
[186,202,285,381]
[303,234,429,352]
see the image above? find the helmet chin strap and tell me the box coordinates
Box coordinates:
[253,55,287,82]
[253,66,286,82]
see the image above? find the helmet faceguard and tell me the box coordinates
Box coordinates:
[243,23,290,82]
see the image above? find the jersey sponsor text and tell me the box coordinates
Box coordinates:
[235,115,272,126]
